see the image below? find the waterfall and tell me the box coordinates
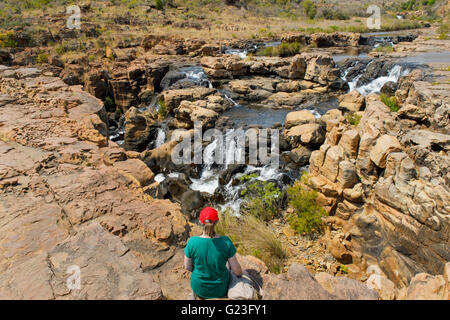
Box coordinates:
[179,66,213,88]
[342,61,410,96]
[154,126,166,148]
[355,65,410,95]
[189,137,220,194]
[225,48,248,59]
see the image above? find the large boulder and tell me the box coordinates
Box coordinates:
[123,107,156,152]
[369,135,402,168]
[315,272,379,300]
[338,90,365,112]
[285,110,316,129]
[174,100,219,129]
[405,272,447,300]
[263,264,335,300]
[284,123,325,147]
[163,87,216,112]
[113,159,155,187]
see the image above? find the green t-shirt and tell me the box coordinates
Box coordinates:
[185,236,237,299]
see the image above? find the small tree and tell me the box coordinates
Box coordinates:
[286,173,326,235]
[303,0,317,20]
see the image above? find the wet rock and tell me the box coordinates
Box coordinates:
[160,70,186,90]
[123,107,157,152]
[380,81,397,97]
[281,146,313,168]
[180,190,204,218]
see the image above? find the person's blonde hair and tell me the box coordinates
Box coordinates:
[203,220,216,238]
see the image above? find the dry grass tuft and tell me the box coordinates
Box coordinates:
[216,210,287,274]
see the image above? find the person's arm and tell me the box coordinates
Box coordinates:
[228,255,243,277]
[184,255,193,272]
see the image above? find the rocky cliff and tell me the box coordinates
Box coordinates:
[304,68,450,291]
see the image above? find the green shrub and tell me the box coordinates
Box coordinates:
[321,8,350,20]
[303,0,317,20]
[104,96,115,112]
[216,210,286,274]
[36,52,48,64]
[0,31,16,48]
[157,99,167,118]
[286,174,326,235]
[339,264,349,274]
[155,0,164,10]
[345,112,362,126]
[380,93,399,112]
[240,173,283,221]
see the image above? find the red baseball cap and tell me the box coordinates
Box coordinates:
[200,207,219,224]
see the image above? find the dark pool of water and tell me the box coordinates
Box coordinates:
[222,97,339,128]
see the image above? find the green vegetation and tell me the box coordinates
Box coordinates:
[157,99,167,118]
[438,23,449,40]
[256,41,302,57]
[104,96,115,113]
[240,173,283,221]
[54,39,86,55]
[0,31,16,48]
[345,112,362,126]
[285,173,326,235]
[216,210,286,274]
[381,93,399,112]
[155,0,164,10]
[297,19,422,34]
[320,8,350,20]
[303,0,317,20]
[36,52,48,64]
[339,264,349,274]
[374,45,394,53]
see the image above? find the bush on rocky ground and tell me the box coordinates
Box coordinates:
[240,173,284,221]
[256,41,302,57]
[380,93,399,112]
[286,173,326,235]
[345,112,362,126]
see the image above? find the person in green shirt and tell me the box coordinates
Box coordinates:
[184,207,243,299]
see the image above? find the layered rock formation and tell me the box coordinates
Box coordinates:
[306,69,449,288]
[0,66,190,299]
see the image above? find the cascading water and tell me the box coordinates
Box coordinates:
[189,137,220,194]
[225,48,248,59]
[154,125,167,149]
[341,60,410,96]
[354,65,409,95]
[179,66,213,88]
